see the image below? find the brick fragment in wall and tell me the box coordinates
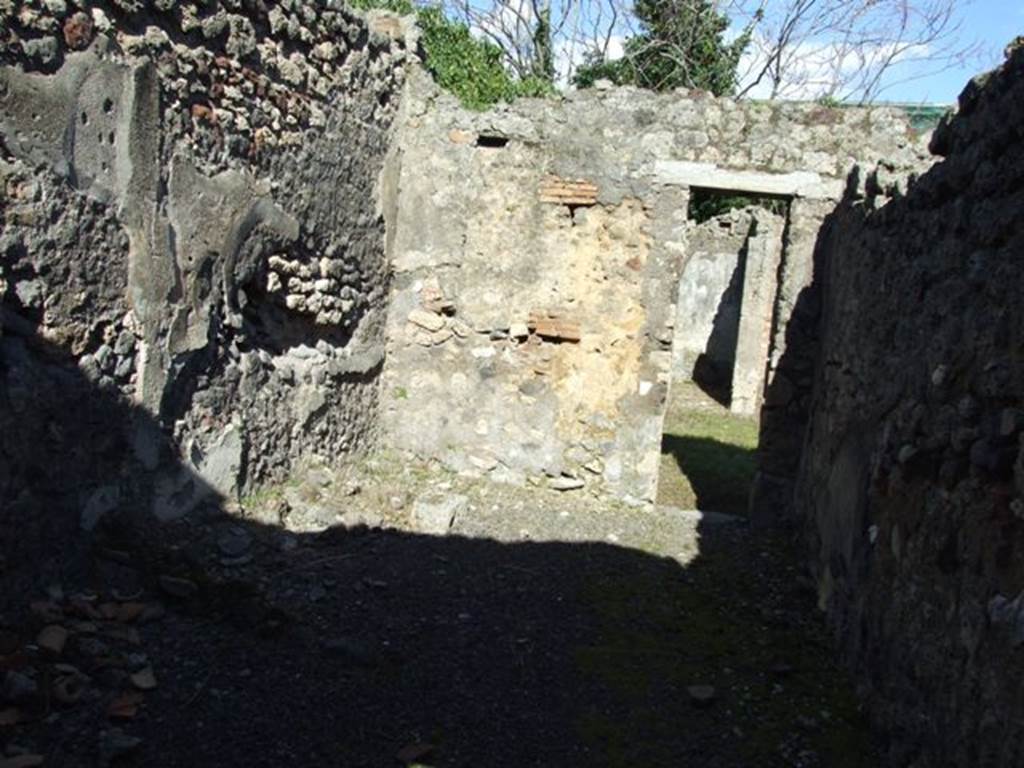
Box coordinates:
[448,129,474,144]
[538,176,598,206]
[528,310,581,343]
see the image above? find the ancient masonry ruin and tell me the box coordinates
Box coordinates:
[382,68,924,504]
[0,2,1021,766]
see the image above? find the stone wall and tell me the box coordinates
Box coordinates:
[670,205,786,415]
[672,209,751,387]
[0,1,409,581]
[382,70,925,503]
[789,46,1024,766]
[750,196,839,523]
[730,208,785,417]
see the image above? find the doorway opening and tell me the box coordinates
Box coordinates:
[656,188,790,514]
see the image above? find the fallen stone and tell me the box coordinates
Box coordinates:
[469,454,498,471]
[549,476,585,491]
[687,684,716,707]
[396,741,434,764]
[897,444,919,464]
[216,526,252,557]
[411,493,467,535]
[129,667,157,691]
[37,625,68,655]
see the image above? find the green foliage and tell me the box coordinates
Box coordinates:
[688,191,788,224]
[815,94,842,108]
[417,6,553,110]
[572,50,630,89]
[574,0,752,95]
[351,0,553,110]
[347,0,416,14]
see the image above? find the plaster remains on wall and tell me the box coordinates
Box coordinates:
[0,1,412,556]
[2,4,1023,766]
[381,68,927,504]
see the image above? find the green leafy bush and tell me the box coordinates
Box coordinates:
[348,0,416,14]
[574,0,752,96]
[350,0,553,110]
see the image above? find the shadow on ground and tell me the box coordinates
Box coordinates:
[0,317,874,768]
[691,356,733,408]
[662,434,757,517]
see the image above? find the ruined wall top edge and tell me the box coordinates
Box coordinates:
[400,68,930,186]
[0,1,415,170]
[930,42,1024,157]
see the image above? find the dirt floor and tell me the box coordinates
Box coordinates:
[0,395,878,767]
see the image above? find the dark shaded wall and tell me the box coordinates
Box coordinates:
[792,46,1024,766]
[0,0,409,582]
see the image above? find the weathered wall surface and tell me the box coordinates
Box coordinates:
[750,196,839,523]
[670,205,785,416]
[0,1,409,579]
[381,83,688,502]
[382,72,925,503]
[729,208,785,417]
[672,209,751,385]
[791,47,1024,766]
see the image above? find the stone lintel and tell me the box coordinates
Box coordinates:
[653,161,842,200]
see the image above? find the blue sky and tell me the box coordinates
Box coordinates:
[872,0,1021,104]
[471,0,1021,103]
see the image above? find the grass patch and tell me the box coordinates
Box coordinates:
[657,382,759,515]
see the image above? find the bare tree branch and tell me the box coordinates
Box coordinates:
[727,0,987,103]
[434,0,989,99]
